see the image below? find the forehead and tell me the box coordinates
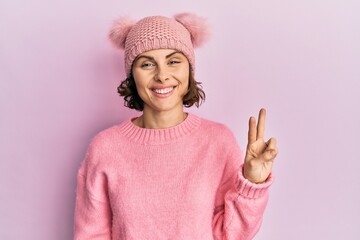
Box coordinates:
[136,49,186,59]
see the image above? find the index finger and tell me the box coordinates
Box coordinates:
[248,116,257,145]
[256,108,266,140]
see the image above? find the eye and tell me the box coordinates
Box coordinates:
[168,60,181,65]
[141,62,156,68]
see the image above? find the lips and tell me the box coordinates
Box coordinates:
[151,86,176,95]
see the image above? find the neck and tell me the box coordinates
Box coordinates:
[134,107,187,129]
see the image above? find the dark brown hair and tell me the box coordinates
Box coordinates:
[117,70,205,111]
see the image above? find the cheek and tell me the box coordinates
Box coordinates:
[133,71,149,88]
[183,74,190,89]
[177,66,190,85]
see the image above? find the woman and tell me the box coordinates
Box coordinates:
[74,13,278,240]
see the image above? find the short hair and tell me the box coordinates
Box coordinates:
[117,70,206,111]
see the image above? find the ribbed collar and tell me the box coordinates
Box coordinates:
[117,113,201,145]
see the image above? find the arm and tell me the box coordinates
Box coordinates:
[213,108,278,239]
[212,164,273,240]
[74,140,112,240]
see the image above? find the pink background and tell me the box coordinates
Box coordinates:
[1,0,360,239]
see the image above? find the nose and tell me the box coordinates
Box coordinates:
[154,65,169,82]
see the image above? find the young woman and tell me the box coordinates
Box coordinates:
[74,13,278,240]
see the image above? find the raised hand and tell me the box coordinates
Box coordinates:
[243,108,278,184]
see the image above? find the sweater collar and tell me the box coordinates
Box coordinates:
[118,113,201,145]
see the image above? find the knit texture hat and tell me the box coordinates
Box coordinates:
[109,13,209,76]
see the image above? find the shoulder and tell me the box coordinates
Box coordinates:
[196,115,243,178]
[192,115,241,151]
[198,116,236,141]
[79,120,130,171]
[87,119,130,152]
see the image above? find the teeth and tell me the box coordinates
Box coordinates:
[153,87,174,94]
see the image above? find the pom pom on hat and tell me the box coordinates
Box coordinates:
[108,17,136,49]
[174,13,209,48]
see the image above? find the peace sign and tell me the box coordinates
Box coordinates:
[243,108,278,183]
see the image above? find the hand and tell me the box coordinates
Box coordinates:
[243,108,278,183]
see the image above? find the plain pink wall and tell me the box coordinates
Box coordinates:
[1,0,359,239]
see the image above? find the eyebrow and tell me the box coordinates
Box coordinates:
[134,51,182,62]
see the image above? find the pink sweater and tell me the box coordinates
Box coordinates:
[74,113,273,239]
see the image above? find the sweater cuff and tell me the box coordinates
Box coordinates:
[236,164,274,199]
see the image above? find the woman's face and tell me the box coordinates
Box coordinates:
[132,49,190,114]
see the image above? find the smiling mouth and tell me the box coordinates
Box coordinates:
[151,86,176,94]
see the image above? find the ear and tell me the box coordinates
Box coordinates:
[174,13,209,48]
[108,17,136,49]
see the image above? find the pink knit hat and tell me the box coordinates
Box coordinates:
[109,13,209,76]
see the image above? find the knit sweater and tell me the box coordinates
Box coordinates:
[74,113,273,240]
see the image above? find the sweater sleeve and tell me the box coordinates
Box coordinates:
[74,139,112,240]
[212,137,273,240]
